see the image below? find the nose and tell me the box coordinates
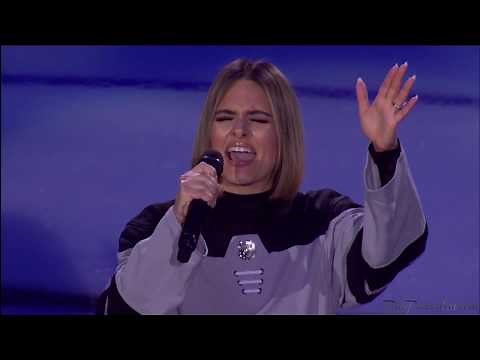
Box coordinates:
[231,117,250,137]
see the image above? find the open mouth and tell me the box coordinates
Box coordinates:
[226,145,256,165]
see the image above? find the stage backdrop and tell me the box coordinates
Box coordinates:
[1,45,478,314]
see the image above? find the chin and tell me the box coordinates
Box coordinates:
[225,177,254,186]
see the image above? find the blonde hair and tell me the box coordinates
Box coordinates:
[191,59,304,202]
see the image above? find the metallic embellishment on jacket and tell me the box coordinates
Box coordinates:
[242,288,262,295]
[233,268,264,295]
[237,279,263,285]
[233,269,264,276]
[237,240,256,260]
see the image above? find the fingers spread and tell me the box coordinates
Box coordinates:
[355,78,369,116]
[386,62,408,100]
[394,95,418,123]
[393,74,416,105]
[378,64,399,98]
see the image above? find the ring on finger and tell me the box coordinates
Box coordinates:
[392,101,407,112]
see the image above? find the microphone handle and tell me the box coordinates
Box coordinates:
[177,199,210,263]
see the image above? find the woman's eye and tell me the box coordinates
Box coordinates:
[215,117,233,122]
[251,119,269,123]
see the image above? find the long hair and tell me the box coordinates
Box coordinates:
[191,58,304,202]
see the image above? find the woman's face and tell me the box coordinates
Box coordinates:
[211,79,278,195]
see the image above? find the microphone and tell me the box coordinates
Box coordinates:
[177,150,224,263]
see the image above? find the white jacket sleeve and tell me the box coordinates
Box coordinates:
[114,206,207,314]
[330,144,427,308]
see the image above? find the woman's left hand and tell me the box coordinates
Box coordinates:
[355,62,418,152]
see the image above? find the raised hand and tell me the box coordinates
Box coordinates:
[355,62,418,151]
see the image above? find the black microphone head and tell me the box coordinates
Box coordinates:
[198,150,224,176]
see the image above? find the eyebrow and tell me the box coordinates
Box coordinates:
[215,109,273,118]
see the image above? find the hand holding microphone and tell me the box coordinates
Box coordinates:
[174,150,224,263]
